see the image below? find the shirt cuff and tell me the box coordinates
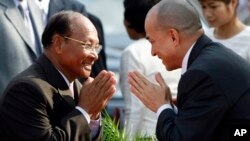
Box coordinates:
[75,106,90,124]
[156,104,178,118]
[75,106,101,139]
[90,118,101,138]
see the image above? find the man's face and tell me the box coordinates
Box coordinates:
[57,18,99,80]
[145,13,179,71]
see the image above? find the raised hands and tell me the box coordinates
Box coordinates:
[128,71,172,113]
[78,70,117,119]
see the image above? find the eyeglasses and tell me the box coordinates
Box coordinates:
[62,36,102,54]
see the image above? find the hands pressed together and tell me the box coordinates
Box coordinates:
[77,70,117,119]
[128,71,172,113]
[77,69,171,118]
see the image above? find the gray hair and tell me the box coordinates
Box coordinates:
[156,0,202,35]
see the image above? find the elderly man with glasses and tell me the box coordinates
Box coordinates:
[0,11,116,141]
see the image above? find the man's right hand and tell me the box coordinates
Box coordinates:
[78,70,117,119]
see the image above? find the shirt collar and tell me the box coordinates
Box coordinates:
[14,0,28,10]
[181,41,196,75]
[35,0,50,15]
[57,69,73,88]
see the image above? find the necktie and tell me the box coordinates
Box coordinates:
[18,3,41,55]
[40,6,47,27]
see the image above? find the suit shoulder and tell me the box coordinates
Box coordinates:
[62,0,87,16]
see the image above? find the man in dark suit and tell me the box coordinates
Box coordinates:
[128,0,250,141]
[0,11,116,141]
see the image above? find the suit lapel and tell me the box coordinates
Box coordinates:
[37,54,75,108]
[73,80,82,104]
[1,0,43,57]
[187,34,213,69]
[2,0,35,54]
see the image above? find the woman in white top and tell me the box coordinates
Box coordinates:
[198,0,250,62]
[120,0,181,138]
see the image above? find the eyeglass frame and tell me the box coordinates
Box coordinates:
[61,35,102,54]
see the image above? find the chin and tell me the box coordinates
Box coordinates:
[164,64,176,71]
[80,71,91,79]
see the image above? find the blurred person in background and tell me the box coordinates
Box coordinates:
[119,0,181,138]
[0,0,44,95]
[198,0,250,62]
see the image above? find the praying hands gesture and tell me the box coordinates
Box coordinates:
[78,70,117,119]
[128,71,172,113]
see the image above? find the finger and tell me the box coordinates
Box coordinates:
[107,71,115,77]
[82,77,94,86]
[102,75,117,93]
[129,71,147,90]
[92,70,108,86]
[130,85,144,100]
[93,71,112,90]
[155,72,167,87]
[103,83,116,98]
[105,85,116,100]
[128,73,144,94]
[133,71,149,86]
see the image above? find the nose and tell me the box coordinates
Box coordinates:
[203,8,212,20]
[89,51,98,62]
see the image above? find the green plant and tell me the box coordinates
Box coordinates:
[102,110,157,141]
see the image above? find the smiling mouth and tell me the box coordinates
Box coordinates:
[82,64,92,71]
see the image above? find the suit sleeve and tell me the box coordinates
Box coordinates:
[0,80,91,141]
[156,70,228,141]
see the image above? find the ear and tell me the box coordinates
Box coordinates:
[168,28,180,47]
[52,34,63,54]
[231,0,238,9]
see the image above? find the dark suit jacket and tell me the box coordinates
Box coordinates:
[48,0,107,78]
[0,54,101,141]
[156,35,250,141]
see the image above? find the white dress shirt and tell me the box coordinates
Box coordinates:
[35,0,50,26]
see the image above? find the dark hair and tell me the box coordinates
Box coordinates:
[123,0,160,33]
[42,11,75,48]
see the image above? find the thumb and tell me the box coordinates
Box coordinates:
[155,72,166,87]
[82,77,94,86]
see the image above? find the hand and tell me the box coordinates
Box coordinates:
[128,71,171,112]
[78,70,117,119]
